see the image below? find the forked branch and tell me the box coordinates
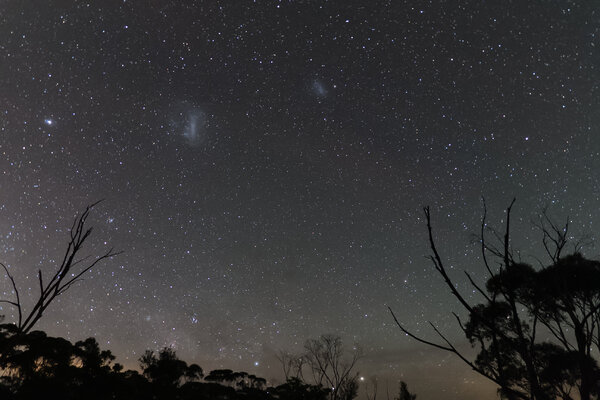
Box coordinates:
[0,201,120,334]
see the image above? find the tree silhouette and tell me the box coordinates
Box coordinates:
[272,377,329,400]
[139,347,202,399]
[390,200,600,400]
[204,368,235,385]
[533,254,600,400]
[276,349,305,381]
[276,334,361,400]
[0,327,299,400]
[0,201,120,334]
[337,374,359,400]
[1,329,73,387]
[0,327,130,400]
[72,337,116,372]
[364,376,378,400]
[396,381,416,400]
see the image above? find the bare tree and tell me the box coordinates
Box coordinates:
[276,350,294,381]
[276,334,361,400]
[0,201,120,334]
[364,376,378,400]
[304,334,361,400]
[276,349,305,381]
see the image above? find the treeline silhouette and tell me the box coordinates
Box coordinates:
[5,201,600,399]
[0,203,334,400]
[0,323,329,400]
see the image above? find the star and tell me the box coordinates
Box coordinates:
[2,2,596,399]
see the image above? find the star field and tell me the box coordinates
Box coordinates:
[0,1,599,399]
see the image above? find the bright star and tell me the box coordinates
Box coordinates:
[44,119,53,126]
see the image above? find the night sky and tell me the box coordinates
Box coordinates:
[1,1,599,399]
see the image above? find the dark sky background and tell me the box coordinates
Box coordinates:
[0,1,598,398]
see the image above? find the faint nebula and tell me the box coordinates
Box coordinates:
[182,109,207,146]
[168,102,208,147]
[311,79,328,98]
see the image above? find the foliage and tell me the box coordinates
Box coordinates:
[390,200,600,400]
[0,326,128,399]
[139,347,203,399]
[0,326,285,400]
[272,377,330,400]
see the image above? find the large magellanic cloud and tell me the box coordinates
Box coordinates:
[168,102,208,147]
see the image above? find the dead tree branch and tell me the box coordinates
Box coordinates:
[0,201,120,334]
